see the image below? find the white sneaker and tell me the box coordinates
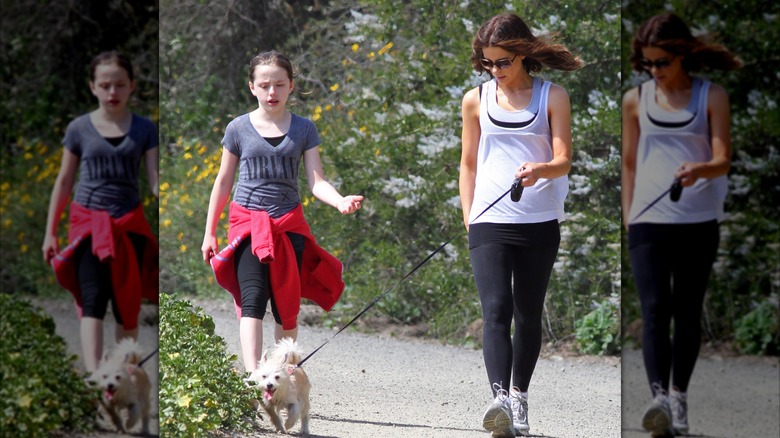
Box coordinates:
[509,387,530,436]
[670,389,689,435]
[483,383,516,438]
[642,384,673,437]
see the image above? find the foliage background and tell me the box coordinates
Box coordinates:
[0,0,160,295]
[620,0,779,353]
[159,0,622,348]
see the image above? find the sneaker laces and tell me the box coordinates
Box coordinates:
[670,391,687,423]
[492,383,510,403]
[510,390,527,423]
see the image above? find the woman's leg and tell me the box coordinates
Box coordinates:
[234,238,272,372]
[471,242,515,394]
[75,237,112,372]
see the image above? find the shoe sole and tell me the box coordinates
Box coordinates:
[673,425,689,436]
[642,405,672,437]
[483,406,513,436]
[515,425,530,436]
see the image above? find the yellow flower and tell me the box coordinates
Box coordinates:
[325,104,333,111]
[163,219,172,227]
[160,182,170,192]
[351,43,359,52]
[312,113,321,122]
[330,83,339,92]
[177,232,184,241]
[21,244,28,253]
[183,153,192,160]
[177,395,191,408]
[368,52,375,60]
[378,41,394,56]
[180,244,187,253]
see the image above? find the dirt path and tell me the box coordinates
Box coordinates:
[621,349,779,438]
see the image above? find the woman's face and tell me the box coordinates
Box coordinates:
[89,63,135,112]
[640,46,685,83]
[481,46,525,83]
[249,64,294,113]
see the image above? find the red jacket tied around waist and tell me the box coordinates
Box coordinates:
[52,202,159,330]
[210,202,345,330]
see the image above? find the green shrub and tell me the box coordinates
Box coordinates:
[734,300,779,355]
[158,293,257,437]
[575,298,621,355]
[0,294,97,436]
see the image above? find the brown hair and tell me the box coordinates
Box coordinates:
[248,50,297,82]
[89,51,134,82]
[631,13,742,72]
[471,13,583,75]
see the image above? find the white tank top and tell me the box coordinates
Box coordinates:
[469,77,568,225]
[628,78,727,224]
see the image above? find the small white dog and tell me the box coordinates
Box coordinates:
[91,338,152,435]
[245,337,311,436]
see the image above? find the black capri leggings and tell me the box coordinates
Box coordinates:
[628,220,719,395]
[469,220,560,394]
[234,232,305,323]
[75,233,146,325]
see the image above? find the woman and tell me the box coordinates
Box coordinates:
[622,12,741,437]
[459,13,582,437]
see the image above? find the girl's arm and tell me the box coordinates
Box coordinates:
[459,87,481,230]
[42,148,79,263]
[302,147,363,214]
[621,87,640,229]
[676,84,731,185]
[201,147,239,262]
[145,146,159,198]
[516,84,573,184]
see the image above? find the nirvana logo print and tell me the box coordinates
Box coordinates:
[239,155,300,181]
[81,155,140,181]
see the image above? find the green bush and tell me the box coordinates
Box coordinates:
[0,294,97,436]
[575,298,621,355]
[158,293,257,436]
[734,300,779,355]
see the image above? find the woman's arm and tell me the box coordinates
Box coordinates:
[42,148,79,263]
[676,84,731,185]
[621,87,640,229]
[201,147,239,262]
[302,147,363,214]
[145,146,159,198]
[459,87,481,230]
[517,84,573,184]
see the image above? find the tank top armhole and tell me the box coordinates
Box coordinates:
[479,83,483,101]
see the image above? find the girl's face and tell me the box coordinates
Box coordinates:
[481,46,525,83]
[640,46,685,84]
[249,64,294,113]
[89,63,135,112]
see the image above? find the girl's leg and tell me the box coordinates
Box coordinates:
[471,242,515,394]
[671,221,719,392]
[629,224,673,395]
[75,237,112,372]
[235,238,272,372]
[511,238,559,392]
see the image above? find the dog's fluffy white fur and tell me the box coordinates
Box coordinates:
[245,337,311,436]
[90,338,152,435]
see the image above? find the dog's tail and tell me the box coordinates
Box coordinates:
[112,337,145,365]
[271,337,303,365]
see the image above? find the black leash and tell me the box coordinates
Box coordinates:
[137,347,159,368]
[296,179,522,368]
[631,178,683,222]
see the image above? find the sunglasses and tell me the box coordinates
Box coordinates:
[480,54,518,70]
[640,57,675,70]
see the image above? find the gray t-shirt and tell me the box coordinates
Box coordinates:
[63,113,158,217]
[222,113,320,217]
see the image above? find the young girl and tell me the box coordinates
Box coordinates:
[42,51,159,373]
[201,50,363,373]
[459,13,582,437]
[622,13,740,437]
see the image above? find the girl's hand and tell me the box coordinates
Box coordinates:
[42,234,59,265]
[201,235,218,264]
[516,163,542,187]
[675,162,701,187]
[337,195,363,214]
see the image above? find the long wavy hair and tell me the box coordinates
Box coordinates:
[631,13,742,72]
[471,13,583,75]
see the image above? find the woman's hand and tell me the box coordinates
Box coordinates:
[337,195,364,214]
[516,163,543,186]
[42,234,59,265]
[675,162,702,187]
[201,234,218,264]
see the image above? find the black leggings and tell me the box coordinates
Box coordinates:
[469,221,560,394]
[234,232,305,323]
[75,233,146,325]
[628,221,719,395]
